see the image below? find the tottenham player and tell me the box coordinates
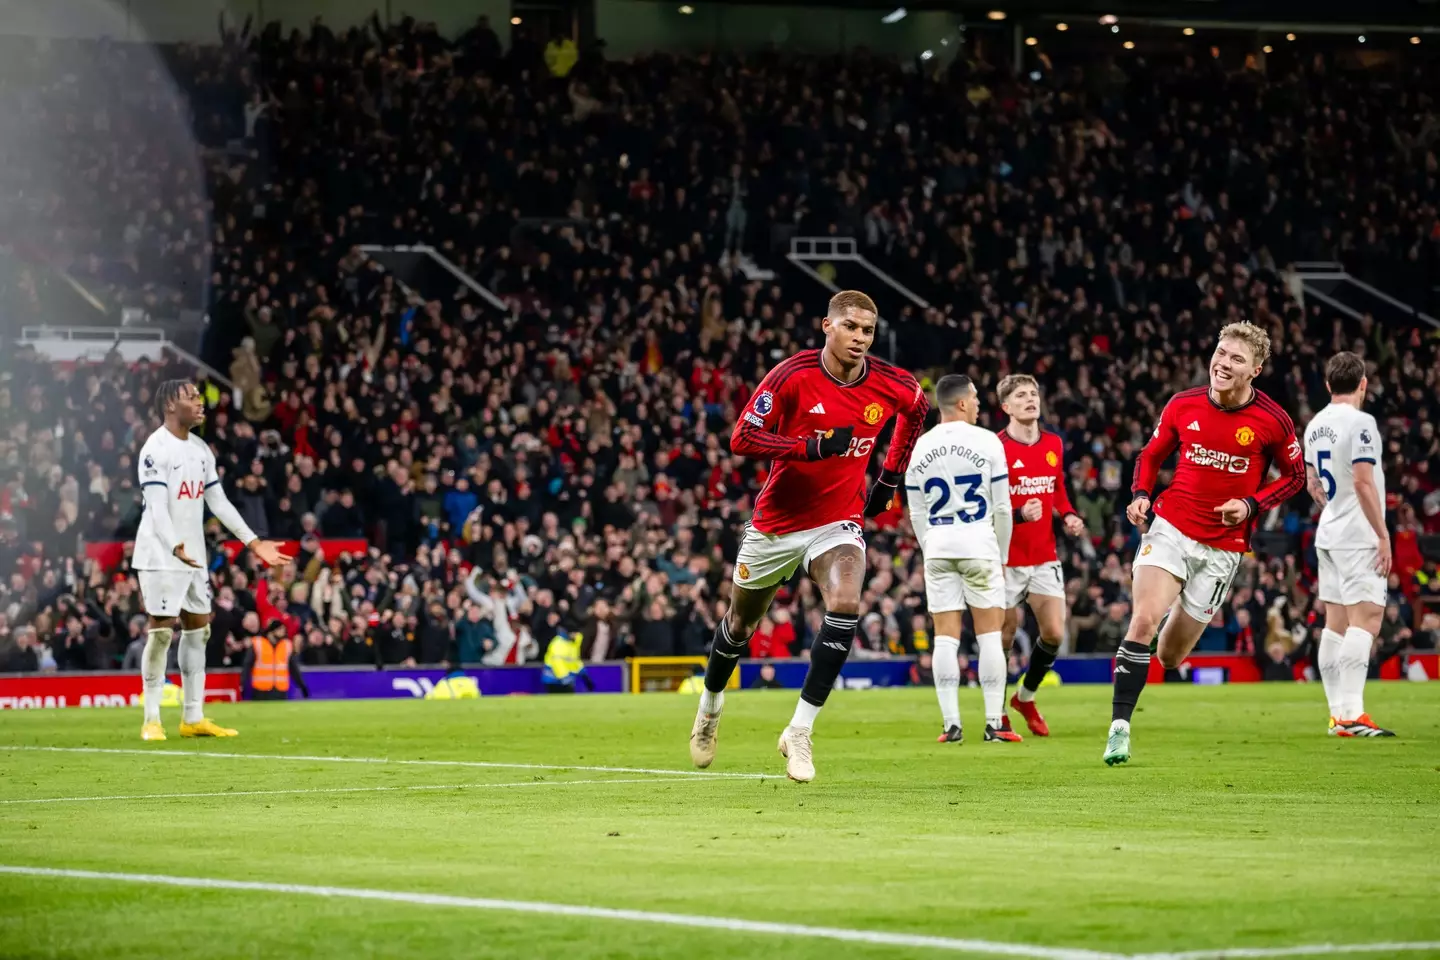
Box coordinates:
[1304,352,1396,737]
[996,374,1086,736]
[136,381,292,741]
[689,290,928,781]
[905,375,1017,743]
[1107,323,1305,765]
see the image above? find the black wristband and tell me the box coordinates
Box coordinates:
[1242,497,1259,520]
[1132,490,1151,503]
[804,436,821,461]
[875,468,902,487]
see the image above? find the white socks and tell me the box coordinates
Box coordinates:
[789,698,821,731]
[1016,685,1036,704]
[177,627,209,724]
[977,631,1005,728]
[699,688,724,716]
[141,628,173,724]
[1319,628,1345,719]
[1338,627,1373,720]
[932,636,961,729]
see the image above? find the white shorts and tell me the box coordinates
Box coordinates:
[138,569,212,617]
[1133,516,1242,623]
[1005,561,1066,608]
[925,557,1005,612]
[733,520,866,589]
[1317,547,1387,608]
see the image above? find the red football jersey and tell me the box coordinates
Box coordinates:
[1000,428,1077,566]
[731,350,928,535]
[1132,386,1305,553]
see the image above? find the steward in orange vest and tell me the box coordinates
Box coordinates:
[244,621,311,700]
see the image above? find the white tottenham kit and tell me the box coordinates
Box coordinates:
[135,427,257,616]
[1305,403,1387,607]
[904,421,1012,612]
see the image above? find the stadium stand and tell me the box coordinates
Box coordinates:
[2,18,1439,681]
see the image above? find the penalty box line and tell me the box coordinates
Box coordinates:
[0,775,734,806]
[0,745,772,780]
[1,867,1436,960]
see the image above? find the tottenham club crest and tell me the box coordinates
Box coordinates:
[753,391,774,416]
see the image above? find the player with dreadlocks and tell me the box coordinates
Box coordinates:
[134,380,292,741]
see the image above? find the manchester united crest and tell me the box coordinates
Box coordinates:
[863,403,884,425]
[1045,451,1059,467]
[1141,544,1153,556]
[1235,425,1255,447]
[737,563,750,581]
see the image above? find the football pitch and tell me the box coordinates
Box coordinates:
[0,683,1436,959]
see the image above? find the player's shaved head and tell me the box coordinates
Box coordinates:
[1325,351,1366,396]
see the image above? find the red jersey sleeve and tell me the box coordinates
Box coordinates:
[1248,399,1306,517]
[1132,395,1183,501]
[881,374,929,475]
[729,358,810,462]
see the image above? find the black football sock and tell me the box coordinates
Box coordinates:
[1112,640,1152,723]
[800,612,859,707]
[703,620,750,694]
[1022,640,1061,693]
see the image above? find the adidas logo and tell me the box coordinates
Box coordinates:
[1115,664,1130,674]
[1187,421,1201,431]
[1012,458,1025,469]
[809,402,827,414]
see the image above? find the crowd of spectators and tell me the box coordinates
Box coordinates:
[3,18,1440,681]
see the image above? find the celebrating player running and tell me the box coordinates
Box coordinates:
[135,381,293,742]
[689,290,928,782]
[1105,323,1305,765]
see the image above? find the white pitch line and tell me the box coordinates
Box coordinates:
[0,745,770,779]
[0,866,1120,960]
[1130,945,1440,959]
[0,776,729,806]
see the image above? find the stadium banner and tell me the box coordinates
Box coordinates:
[297,664,627,700]
[84,539,370,572]
[0,671,241,710]
[738,660,914,689]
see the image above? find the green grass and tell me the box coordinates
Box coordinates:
[0,683,1437,959]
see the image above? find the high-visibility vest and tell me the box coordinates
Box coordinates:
[252,637,291,692]
[543,634,583,681]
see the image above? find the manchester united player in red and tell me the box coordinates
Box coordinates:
[689,290,928,782]
[996,374,1086,737]
[1105,322,1305,765]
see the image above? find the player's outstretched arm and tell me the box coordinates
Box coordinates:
[202,481,292,567]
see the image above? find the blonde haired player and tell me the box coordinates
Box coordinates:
[905,374,1019,743]
[1304,351,1396,737]
[135,381,292,741]
[1108,323,1305,765]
